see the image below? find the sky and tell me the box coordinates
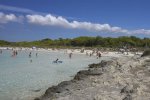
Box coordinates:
[0,0,150,41]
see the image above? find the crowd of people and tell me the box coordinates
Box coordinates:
[0,47,106,64]
[85,49,102,59]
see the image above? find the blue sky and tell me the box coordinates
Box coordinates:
[0,0,150,41]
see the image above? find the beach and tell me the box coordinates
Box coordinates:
[1,47,149,100]
[0,47,110,100]
[1,1,150,100]
[34,50,150,100]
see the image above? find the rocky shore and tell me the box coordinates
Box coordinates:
[35,54,150,100]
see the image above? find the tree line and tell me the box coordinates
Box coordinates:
[0,36,150,48]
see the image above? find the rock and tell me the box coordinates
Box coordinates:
[141,49,150,57]
[100,60,113,67]
[74,70,89,80]
[74,69,102,80]
[36,57,150,100]
[44,81,71,95]
[122,94,132,100]
[34,98,40,100]
[89,60,113,68]
[36,81,73,100]
[89,63,101,68]
[121,85,134,100]
[120,86,134,94]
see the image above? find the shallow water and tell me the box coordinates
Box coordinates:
[0,49,111,100]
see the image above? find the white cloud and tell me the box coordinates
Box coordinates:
[26,14,130,34]
[130,29,150,35]
[26,14,150,35]
[0,12,24,23]
[26,14,70,27]
[1,11,150,35]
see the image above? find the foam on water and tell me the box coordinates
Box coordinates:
[0,49,111,100]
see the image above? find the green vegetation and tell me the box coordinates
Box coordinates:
[0,36,150,48]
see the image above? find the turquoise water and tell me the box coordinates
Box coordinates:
[0,49,110,100]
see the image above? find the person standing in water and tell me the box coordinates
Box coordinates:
[29,52,31,58]
[69,53,72,59]
[11,50,16,57]
[97,52,101,59]
[0,50,2,54]
[36,53,38,57]
[15,50,18,56]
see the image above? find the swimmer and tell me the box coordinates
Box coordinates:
[29,52,31,58]
[36,53,38,57]
[55,58,59,63]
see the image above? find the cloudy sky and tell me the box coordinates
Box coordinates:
[0,0,150,41]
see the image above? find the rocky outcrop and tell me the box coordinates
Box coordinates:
[35,56,150,100]
[141,49,150,57]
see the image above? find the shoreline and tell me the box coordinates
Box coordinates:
[34,58,116,100]
[33,56,120,100]
[34,54,150,100]
[1,46,145,100]
[0,46,142,56]
[0,47,106,100]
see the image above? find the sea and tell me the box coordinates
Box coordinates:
[0,49,111,100]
